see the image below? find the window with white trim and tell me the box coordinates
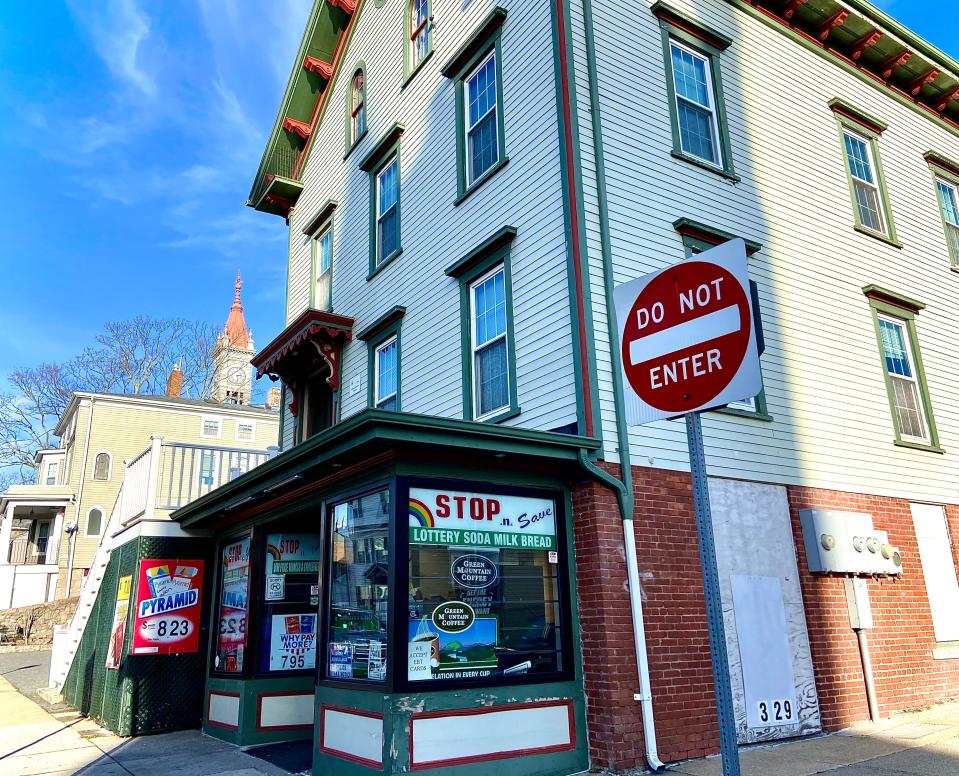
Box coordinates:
[351,69,366,144]
[93,452,111,481]
[877,314,928,443]
[669,40,720,166]
[842,128,886,235]
[45,460,59,486]
[465,51,500,186]
[470,265,510,419]
[201,417,221,439]
[374,336,398,411]
[315,225,333,311]
[236,421,255,442]
[376,156,399,264]
[86,507,104,537]
[935,177,959,261]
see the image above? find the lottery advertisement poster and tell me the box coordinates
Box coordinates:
[131,559,204,655]
[104,575,132,669]
[217,537,250,673]
[269,613,317,671]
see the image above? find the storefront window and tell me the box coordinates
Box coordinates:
[326,489,390,681]
[258,533,322,673]
[407,487,565,683]
[215,535,250,674]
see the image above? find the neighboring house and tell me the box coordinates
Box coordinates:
[56,1,959,773]
[0,279,279,610]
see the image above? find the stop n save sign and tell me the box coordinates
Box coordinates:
[614,239,762,425]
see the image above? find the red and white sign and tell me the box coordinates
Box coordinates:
[614,239,762,425]
[132,558,204,655]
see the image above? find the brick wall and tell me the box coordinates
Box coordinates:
[787,487,959,730]
[572,466,959,772]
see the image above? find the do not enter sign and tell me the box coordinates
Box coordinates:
[614,239,762,425]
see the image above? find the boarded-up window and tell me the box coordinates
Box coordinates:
[911,503,959,643]
[93,453,110,481]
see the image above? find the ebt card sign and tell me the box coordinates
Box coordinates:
[409,488,557,551]
[132,559,204,655]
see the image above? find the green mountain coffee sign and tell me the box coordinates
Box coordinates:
[409,488,556,551]
[432,601,475,633]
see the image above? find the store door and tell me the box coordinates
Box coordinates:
[708,479,821,743]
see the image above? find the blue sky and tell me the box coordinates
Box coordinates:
[0,1,955,390]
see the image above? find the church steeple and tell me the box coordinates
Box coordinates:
[224,272,250,349]
[212,272,255,405]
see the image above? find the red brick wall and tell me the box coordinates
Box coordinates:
[786,487,959,730]
[572,466,959,772]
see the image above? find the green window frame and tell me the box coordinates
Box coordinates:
[304,199,338,312]
[864,286,941,453]
[675,218,771,421]
[830,100,899,247]
[441,7,509,205]
[358,306,406,412]
[344,64,368,157]
[404,0,433,85]
[652,2,737,181]
[446,226,520,423]
[924,152,959,267]
[359,124,405,279]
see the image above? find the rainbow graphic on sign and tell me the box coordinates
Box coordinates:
[409,498,434,528]
[266,544,282,561]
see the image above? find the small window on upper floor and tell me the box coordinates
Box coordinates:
[376,155,400,265]
[315,225,333,312]
[86,507,104,537]
[350,69,366,145]
[935,176,959,263]
[201,416,221,439]
[669,41,721,166]
[409,0,431,74]
[45,460,59,486]
[236,421,255,442]
[93,452,111,481]
[470,266,511,420]
[374,336,399,411]
[465,51,500,187]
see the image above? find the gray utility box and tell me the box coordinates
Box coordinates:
[799,509,902,575]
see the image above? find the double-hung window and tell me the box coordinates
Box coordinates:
[45,460,59,486]
[866,288,939,450]
[669,42,720,165]
[654,4,735,178]
[376,157,399,265]
[471,267,510,419]
[935,176,959,262]
[375,336,399,410]
[442,7,507,201]
[351,69,366,145]
[409,0,431,74]
[315,226,333,310]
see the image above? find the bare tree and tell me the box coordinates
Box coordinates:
[0,316,221,485]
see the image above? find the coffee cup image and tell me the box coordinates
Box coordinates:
[412,631,440,668]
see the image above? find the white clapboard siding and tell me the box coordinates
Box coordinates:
[286,0,576,433]
[576,0,959,502]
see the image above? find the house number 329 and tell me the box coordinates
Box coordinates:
[758,699,794,724]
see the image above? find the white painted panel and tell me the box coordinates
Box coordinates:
[323,708,382,765]
[709,478,820,743]
[411,703,571,765]
[208,693,239,728]
[260,694,314,729]
[731,575,799,730]
[911,503,959,642]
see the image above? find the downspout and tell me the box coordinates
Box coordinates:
[68,397,96,597]
[577,0,664,769]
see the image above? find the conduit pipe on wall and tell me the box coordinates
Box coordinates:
[572,0,665,768]
[856,628,881,722]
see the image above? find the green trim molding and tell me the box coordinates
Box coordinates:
[863,287,941,452]
[834,112,900,247]
[362,308,404,411]
[924,152,959,266]
[924,150,959,179]
[302,199,338,236]
[403,0,434,87]
[442,7,509,205]
[655,3,738,181]
[361,123,405,279]
[454,226,520,424]
[828,98,889,135]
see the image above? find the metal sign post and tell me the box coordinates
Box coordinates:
[686,411,740,776]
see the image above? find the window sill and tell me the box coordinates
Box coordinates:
[402,49,434,89]
[854,224,902,248]
[894,439,945,454]
[343,129,368,162]
[367,248,403,281]
[670,149,740,182]
[933,641,959,660]
[475,405,521,425]
[713,406,774,422]
[454,156,510,206]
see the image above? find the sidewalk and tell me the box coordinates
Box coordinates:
[673,702,959,775]
[0,674,293,776]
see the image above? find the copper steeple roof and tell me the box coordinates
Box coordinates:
[224,272,250,349]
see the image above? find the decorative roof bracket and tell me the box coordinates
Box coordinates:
[303,56,333,79]
[908,69,940,97]
[936,86,959,112]
[282,117,312,140]
[816,9,848,41]
[880,50,911,79]
[782,0,810,20]
[850,29,882,61]
[328,0,357,14]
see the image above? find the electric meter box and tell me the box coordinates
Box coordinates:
[799,509,902,575]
